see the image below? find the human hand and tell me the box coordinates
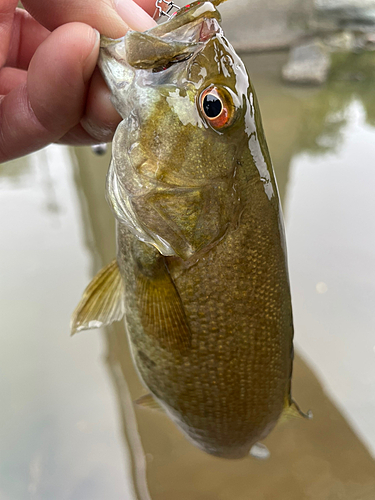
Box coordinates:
[0,0,156,163]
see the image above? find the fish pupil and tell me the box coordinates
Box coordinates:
[203,94,222,118]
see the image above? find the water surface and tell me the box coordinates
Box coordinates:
[1,51,375,499]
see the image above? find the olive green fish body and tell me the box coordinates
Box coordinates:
[117,175,292,458]
[72,1,310,459]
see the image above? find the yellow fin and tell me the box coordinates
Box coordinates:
[135,393,163,412]
[136,262,192,352]
[280,398,313,423]
[71,259,125,335]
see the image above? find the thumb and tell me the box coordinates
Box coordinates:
[0,22,99,162]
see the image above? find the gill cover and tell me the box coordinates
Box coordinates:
[98,2,245,260]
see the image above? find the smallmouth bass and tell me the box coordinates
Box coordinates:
[72,0,311,459]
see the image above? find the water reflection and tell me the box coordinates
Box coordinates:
[242,50,375,181]
[0,147,136,500]
[286,100,375,459]
[73,146,152,500]
[1,50,375,499]
[289,50,375,157]
[73,53,375,498]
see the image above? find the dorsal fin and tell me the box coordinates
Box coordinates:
[71,259,125,334]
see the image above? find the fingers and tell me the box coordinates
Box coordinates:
[113,0,156,31]
[3,0,156,70]
[0,0,19,67]
[81,68,121,142]
[56,123,97,146]
[56,68,122,146]
[132,0,156,17]
[22,0,156,38]
[0,22,99,162]
[0,67,27,93]
[0,0,158,160]
[6,8,50,70]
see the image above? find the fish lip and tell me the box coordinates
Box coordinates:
[98,3,222,70]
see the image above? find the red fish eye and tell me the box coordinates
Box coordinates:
[199,86,234,129]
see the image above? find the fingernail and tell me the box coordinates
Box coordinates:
[83,29,100,82]
[114,0,157,31]
[91,29,101,51]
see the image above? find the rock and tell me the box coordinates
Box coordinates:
[282,40,331,84]
[169,0,375,54]
[363,31,375,49]
[324,31,356,51]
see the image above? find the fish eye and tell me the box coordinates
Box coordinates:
[203,94,223,118]
[199,86,235,129]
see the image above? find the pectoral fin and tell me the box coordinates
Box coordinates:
[71,259,125,334]
[136,264,192,352]
[132,240,191,352]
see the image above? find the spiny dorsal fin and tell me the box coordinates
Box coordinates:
[135,393,164,412]
[136,262,192,352]
[280,397,313,423]
[71,259,125,335]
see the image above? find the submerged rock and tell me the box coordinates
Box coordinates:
[324,31,356,51]
[315,0,375,25]
[282,40,331,84]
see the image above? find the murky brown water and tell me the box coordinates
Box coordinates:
[1,51,375,499]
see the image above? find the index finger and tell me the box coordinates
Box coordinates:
[22,0,156,38]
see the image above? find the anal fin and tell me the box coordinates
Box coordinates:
[135,393,164,412]
[71,259,125,334]
[280,398,313,423]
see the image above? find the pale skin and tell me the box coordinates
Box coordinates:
[0,0,157,163]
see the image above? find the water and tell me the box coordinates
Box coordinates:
[1,52,375,499]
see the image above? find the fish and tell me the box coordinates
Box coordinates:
[71,0,311,459]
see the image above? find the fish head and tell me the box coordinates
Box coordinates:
[99,1,261,260]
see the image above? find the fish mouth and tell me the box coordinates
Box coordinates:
[99,2,222,80]
[124,17,222,72]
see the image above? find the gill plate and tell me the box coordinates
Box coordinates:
[106,159,176,256]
